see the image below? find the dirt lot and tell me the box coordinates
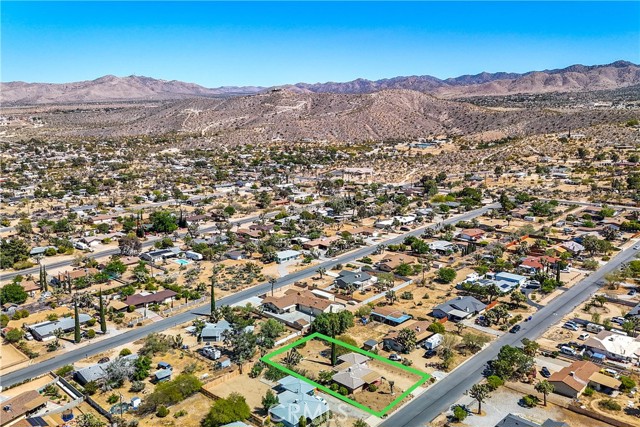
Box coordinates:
[205,373,273,414]
[0,343,28,369]
[138,392,214,427]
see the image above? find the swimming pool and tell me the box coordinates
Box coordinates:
[173,259,192,266]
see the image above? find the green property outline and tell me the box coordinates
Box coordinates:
[260,332,431,417]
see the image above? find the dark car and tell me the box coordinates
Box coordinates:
[540,367,551,378]
[424,349,437,359]
[509,324,521,333]
[98,357,110,364]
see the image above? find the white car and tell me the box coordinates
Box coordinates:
[634,245,640,250]
[578,333,590,340]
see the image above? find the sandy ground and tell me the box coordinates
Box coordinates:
[205,373,273,414]
[137,392,215,427]
[0,374,55,398]
[0,343,29,369]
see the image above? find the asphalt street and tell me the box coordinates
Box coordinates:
[380,244,639,427]
[0,204,496,388]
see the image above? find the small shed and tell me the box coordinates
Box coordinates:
[217,356,231,369]
[362,339,378,351]
[153,368,172,383]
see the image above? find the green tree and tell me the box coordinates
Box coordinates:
[4,328,24,343]
[396,328,417,353]
[534,380,554,406]
[259,318,286,348]
[427,322,445,334]
[262,389,279,412]
[0,282,28,305]
[222,325,257,374]
[133,355,152,380]
[0,238,30,269]
[467,383,491,414]
[202,392,251,427]
[437,267,457,284]
[104,259,127,276]
[149,210,178,233]
[74,301,81,343]
[510,290,526,308]
[98,290,107,334]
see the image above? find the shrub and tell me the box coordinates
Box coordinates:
[107,394,119,404]
[173,409,187,418]
[598,399,621,411]
[156,405,169,417]
[55,365,74,377]
[619,376,636,392]
[127,305,136,313]
[367,384,378,392]
[130,381,146,392]
[452,405,468,422]
[249,363,264,379]
[486,375,504,391]
[4,328,24,343]
[119,348,132,356]
[86,329,96,339]
[83,381,98,395]
[522,395,539,407]
[86,318,97,327]
[427,322,445,334]
[583,387,594,396]
[330,383,339,392]
[339,386,349,396]
[264,366,287,382]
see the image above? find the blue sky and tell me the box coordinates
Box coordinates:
[2,1,639,86]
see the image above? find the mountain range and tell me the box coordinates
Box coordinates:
[1,61,638,105]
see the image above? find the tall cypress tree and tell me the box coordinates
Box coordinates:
[210,274,216,320]
[99,289,107,334]
[556,262,561,284]
[74,301,81,343]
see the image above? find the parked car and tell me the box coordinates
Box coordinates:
[423,349,437,359]
[98,357,110,364]
[633,245,639,250]
[560,346,578,356]
[628,289,637,296]
[601,368,619,378]
[578,333,590,340]
[509,324,521,333]
[563,322,579,331]
[612,317,626,325]
[540,367,551,378]
[388,354,402,361]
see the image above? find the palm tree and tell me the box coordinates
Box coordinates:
[534,380,554,406]
[268,276,278,296]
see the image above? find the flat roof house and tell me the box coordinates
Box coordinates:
[370,306,412,326]
[583,331,640,363]
[334,270,375,290]
[124,290,177,308]
[494,272,527,286]
[432,296,487,322]
[201,320,254,342]
[29,314,92,341]
[275,250,302,264]
[153,368,173,383]
[140,247,182,263]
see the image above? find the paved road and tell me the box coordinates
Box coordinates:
[380,245,639,427]
[0,203,324,282]
[0,204,496,388]
[543,199,640,212]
